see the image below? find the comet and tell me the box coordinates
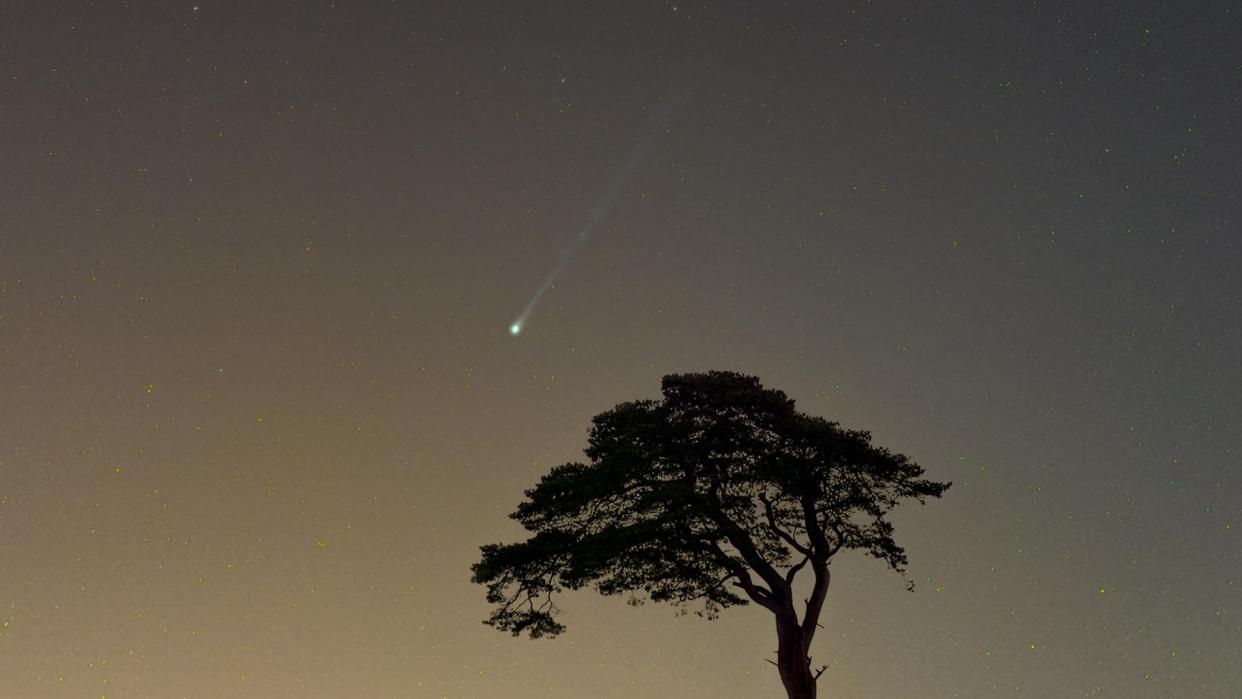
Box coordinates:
[509,97,681,336]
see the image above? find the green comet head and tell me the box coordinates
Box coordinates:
[509,322,522,336]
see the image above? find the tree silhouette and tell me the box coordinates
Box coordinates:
[472,371,950,698]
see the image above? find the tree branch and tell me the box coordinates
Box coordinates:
[798,496,832,645]
[709,543,779,612]
[800,563,830,645]
[826,519,844,558]
[800,494,830,559]
[759,493,813,557]
[700,495,791,600]
[784,554,810,587]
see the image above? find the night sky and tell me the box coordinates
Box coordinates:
[3,1,1240,697]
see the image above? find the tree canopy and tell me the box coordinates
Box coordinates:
[472,371,950,697]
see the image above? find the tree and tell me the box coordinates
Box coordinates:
[472,371,950,699]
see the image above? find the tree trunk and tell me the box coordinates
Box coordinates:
[776,614,817,699]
